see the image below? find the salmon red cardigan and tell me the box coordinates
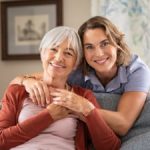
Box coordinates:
[0,84,121,150]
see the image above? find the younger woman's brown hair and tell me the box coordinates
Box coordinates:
[78,16,132,74]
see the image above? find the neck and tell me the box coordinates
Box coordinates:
[43,74,67,89]
[96,65,118,86]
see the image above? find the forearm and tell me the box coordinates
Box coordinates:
[0,85,52,149]
[9,72,43,85]
[0,109,53,149]
[10,76,24,85]
[100,92,147,136]
[100,109,132,136]
[85,108,121,150]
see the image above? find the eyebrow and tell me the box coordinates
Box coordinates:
[53,45,76,54]
[65,47,76,54]
[100,39,109,44]
[54,46,74,51]
[84,39,109,46]
[66,47,74,51]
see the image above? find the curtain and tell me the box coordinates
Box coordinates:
[91,0,150,66]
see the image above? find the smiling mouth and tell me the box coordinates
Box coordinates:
[50,63,66,68]
[94,58,108,65]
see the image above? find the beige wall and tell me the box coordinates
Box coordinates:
[0,0,91,98]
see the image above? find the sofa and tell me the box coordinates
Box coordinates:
[94,92,150,150]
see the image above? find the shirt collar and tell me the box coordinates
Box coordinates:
[85,66,128,92]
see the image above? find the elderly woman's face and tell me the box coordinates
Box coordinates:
[41,39,77,79]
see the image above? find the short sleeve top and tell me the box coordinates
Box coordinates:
[68,54,150,94]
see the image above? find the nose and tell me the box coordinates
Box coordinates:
[95,45,104,56]
[55,51,64,61]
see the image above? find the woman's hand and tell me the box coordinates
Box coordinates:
[51,88,95,118]
[23,78,51,106]
[47,103,71,121]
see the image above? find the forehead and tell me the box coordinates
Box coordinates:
[51,40,77,56]
[83,28,107,43]
[52,39,74,49]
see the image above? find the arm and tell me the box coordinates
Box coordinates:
[0,85,70,149]
[100,91,147,136]
[0,85,53,149]
[9,69,83,107]
[10,72,51,106]
[10,72,42,85]
[99,64,150,136]
[83,89,121,150]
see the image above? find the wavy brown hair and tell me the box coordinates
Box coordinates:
[78,16,132,74]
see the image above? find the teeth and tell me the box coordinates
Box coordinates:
[50,63,65,68]
[95,58,107,64]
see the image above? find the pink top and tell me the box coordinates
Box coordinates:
[11,98,77,150]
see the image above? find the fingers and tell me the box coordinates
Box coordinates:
[36,82,51,106]
[33,85,45,106]
[29,87,38,105]
[54,99,81,112]
[51,90,81,112]
[47,103,71,120]
[51,89,95,116]
[25,80,51,107]
[43,84,51,104]
[50,88,70,99]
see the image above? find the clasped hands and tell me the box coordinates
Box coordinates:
[23,79,95,121]
[47,87,95,121]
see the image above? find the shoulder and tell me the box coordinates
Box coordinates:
[3,84,28,104]
[68,68,85,86]
[5,84,26,94]
[123,54,150,92]
[126,54,150,75]
[72,85,92,96]
[0,84,28,113]
[72,85,96,101]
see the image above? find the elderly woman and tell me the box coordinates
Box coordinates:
[0,26,120,150]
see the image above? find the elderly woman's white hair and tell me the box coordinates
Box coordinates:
[40,26,83,68]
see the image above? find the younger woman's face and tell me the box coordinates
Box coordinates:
[83,28,118,74]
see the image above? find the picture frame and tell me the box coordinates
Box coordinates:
[1,0,63,60]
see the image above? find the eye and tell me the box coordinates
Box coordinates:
[49,48,58,53]
[50,48,57,52]
[64,48,75,57]
[64,51,74,57]
[84,45,94,50]
[100,41,110,48]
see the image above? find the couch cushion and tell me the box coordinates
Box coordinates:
[120,131,150,150]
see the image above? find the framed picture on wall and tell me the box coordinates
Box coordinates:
[0,0,63,60]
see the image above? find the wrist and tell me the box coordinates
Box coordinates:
[82,102,95,117]
[21,75,36,86]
